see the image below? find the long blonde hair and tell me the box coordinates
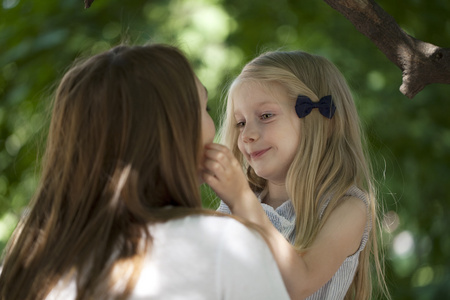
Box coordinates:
[0,44,205,300]
[219,51,388,299]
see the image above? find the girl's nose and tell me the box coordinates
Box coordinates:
[242,123,259,143]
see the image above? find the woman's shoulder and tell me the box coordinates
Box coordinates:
[152,214,248,232]
[145,215,289,300]
[150,214,263,248]
[147,215,274,281]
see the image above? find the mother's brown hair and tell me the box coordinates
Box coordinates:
[0,44,203,300]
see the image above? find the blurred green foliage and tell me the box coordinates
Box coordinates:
[1,0,449,298]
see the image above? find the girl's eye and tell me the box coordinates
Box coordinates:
[236,121,245,128]
[261,113,273,120]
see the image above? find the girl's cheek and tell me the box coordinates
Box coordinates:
[237,139,246,156]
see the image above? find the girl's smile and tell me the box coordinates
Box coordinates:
[249,148,271,159]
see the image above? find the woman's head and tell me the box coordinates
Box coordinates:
[47,44,212,214]
[0,44,217,300]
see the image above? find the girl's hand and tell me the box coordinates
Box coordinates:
[201,143,256,209]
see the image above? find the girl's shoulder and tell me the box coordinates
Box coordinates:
[344,185,369,206]
[320,185,369,216]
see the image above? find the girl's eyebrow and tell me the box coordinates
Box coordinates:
[258,101,280,107]
[233,101,281,117]
[245,101,281,110]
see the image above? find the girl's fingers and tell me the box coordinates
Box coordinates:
[203,158,225,178]
[204,143,227,151]
[204,148,237,170]
[201,171,217,184]
[204,143,234,160]
[203,150,230,171]
[203,148,223,160]
[202,143,245,188]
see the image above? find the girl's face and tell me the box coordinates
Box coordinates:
[233,82,300,185]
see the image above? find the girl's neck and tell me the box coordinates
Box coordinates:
[263,181,289,209]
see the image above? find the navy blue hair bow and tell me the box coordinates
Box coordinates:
[295,95,336,119]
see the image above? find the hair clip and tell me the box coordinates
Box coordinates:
[295,95,336,119]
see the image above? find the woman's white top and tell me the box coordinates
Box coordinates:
[46,215,290,300]
[217,186,371,300]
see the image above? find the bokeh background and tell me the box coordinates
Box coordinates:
[1,0,449,298]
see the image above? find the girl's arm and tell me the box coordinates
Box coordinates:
[202,143,367,300]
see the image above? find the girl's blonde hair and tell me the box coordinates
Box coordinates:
[0,44,206,300]
[219,51,388,299]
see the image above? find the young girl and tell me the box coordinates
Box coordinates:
[203,50,389,299]
[0,44,290,300]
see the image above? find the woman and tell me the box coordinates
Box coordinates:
[0,44,289,300]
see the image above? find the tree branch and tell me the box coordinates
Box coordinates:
[324,0,450,99]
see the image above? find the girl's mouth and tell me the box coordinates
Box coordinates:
[250,148,270,159]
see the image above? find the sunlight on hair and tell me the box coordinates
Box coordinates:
[110,260,138,295]
[393,230,415,256]
[382,210,400,233]
[110,165,132,208]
